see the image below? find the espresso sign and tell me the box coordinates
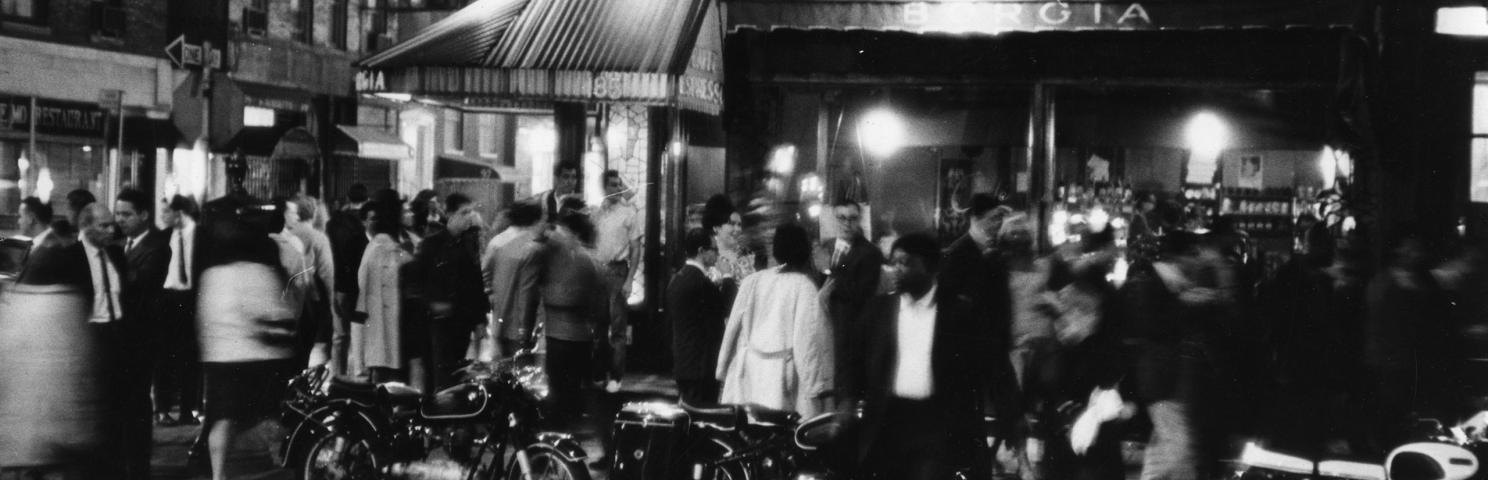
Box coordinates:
[0,96,107,136]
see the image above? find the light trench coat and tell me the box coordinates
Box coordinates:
[351,233,412,374]
[716,266,835,417]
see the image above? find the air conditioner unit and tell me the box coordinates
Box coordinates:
[91,2,126,38]
[242,7,268,37]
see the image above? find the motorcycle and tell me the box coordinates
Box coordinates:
[279,350,590,480]
[1232,414,1488,480]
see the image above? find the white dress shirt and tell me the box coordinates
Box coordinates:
[893,285,938,400]
[81,235,122,324]
[125,231,147,253]
[163,220,196,291]
[27,228,52,252]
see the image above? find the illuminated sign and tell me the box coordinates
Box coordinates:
[900,2,1152,31]
[0,96,107,136]
[356,71,386,93]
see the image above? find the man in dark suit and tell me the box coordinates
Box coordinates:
[668,228,726,406]
[823,198,883,395]
[327,189,372,375]
[157,195,202,425]
[851,233,994,480]
[115,189,171,480]
[406,193,490,390]
[937,193,1017,446]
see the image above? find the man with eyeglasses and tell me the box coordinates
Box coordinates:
[823,198,883,401]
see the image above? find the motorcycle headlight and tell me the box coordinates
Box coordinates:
[518,369,549,400]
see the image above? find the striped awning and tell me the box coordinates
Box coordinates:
[725,0,1368,34]
[359,0,723,114]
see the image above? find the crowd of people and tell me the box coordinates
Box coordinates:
[3,155,1487,480]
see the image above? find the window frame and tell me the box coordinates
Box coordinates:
[444,109,465,154]
[0,0,47,25]
[1473,72,1488,203]
[331,0,348,49]
[294,0,315,44]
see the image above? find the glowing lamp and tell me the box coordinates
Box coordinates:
[858,109,905,157]
[1185,112,1229,158]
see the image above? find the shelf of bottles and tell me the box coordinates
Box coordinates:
[1215,186,1321,238]
[1049,182,1135,247]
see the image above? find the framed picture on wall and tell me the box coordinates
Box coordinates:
[1238,154,1264,189]
[937,158,973,244]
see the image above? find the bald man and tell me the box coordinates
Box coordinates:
[78,203,153,479]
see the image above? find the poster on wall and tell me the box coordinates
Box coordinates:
[1238,154,1264,189]
[937,158,973,244]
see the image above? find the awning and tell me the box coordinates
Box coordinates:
[725,0,1368,34]
[335,125,412,161]
[357,0,723,115]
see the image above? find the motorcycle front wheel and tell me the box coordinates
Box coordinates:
[299,433,379,480]
[503,444,592,480]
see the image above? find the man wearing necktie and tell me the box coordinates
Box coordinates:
[77,202,134,478]
[822,198,883,402]
[114,189,172,480]
[157,195,203,426]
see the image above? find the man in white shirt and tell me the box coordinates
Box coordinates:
[157,195,202,425]
[77,202,143,477]
[851,233,992,480]
[17,196,53,250]
[593,170,642,392]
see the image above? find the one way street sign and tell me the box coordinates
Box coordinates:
[164,35,221,70]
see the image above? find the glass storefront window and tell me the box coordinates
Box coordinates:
[516,115,556,197]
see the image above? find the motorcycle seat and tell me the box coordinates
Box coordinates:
[744,405,799,428]
[328,377,379,404]
[682,403,741,431]
[377,383,423,408]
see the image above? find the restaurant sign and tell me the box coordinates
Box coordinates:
[727,0,1363,33]
[0,96,109,136]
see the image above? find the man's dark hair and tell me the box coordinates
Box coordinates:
[507,201,543,228]
[115,188,151,216]
[772,223,813,272]
[684,228,714,258]
[830,197,861,210]
[168,194,200,219]
[603,169,622,183]
[702,194,735,233]
[21,197,52,224]
[446,193,473,214]
[555,161,580,175]
[969,193,1002,219]
[556,209,596,245]
[347,184,369,203]
[892,232,943,273]
[66,189,96,214]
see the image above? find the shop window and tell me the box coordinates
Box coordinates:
[516,115,556,195]
[1473,73,1488,202]
[478,114,499,159]
[293,0,314,44]
[1,0,45,23]
[332,0,348,49]
[444,110,464,153]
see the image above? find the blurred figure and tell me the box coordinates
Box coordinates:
[351,199,414,382]
[822,198,883,398]
[716,223,834,417]
[285,195,336,370]
[703,194,754,306]
[540,201,606,423]
[409,189,443,239]
[670,228,725,406]
[17,196,53,248]
[485,202,547,355]
[326,186,372,375]
[1363,230,1459,449]
[0,199,103,476]
[73,202,135,478]
[594,170,642,393]
[157,195,202,426]
[406,193,489,391]
[853,233,988,480]
[116,189,170,480]
[64,189,97,227]
[196,202,301,480]
[1121,232,1209,480]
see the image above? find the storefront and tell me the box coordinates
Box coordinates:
[723,0,1371,275]
[0,36,175,226]
[357,0,726,322]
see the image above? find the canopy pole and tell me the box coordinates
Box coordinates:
[1029,83,1057,252]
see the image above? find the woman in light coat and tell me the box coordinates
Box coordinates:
[716,224,835,418]
[350,203,413,382]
